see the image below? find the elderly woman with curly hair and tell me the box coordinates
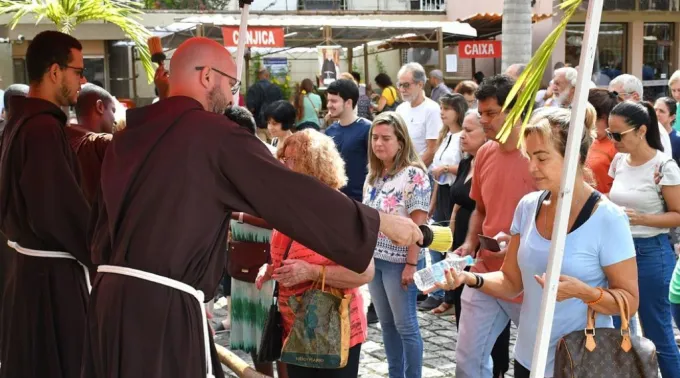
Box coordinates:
[256,129,375,378]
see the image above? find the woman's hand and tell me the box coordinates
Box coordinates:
[534,273,591,302]
[273,259,319,288]
[425,267,470,293]
[401,264,417,290]
[431,165,447,178]
[624,208,646,226]
[255,263,273,290]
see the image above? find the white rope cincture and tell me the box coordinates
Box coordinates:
[97,265,215,378]
[7,240,92,293]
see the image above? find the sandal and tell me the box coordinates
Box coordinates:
[431,302,455,316]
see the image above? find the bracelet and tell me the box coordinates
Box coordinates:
[585,287,605,306]
[406,261,418,267]
[466,273,484,289]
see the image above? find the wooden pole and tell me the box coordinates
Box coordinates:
[215,344,271,378]
[347,47,353,72]
[363,43,370,86]
[528,0,603,376]
[437,27,445,73]
[234,2,251,104]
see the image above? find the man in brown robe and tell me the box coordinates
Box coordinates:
[65,83,115,205]
[81,37,422,378]
[0,31,90,378]
[0,83,28,360]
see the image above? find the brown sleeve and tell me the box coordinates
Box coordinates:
[93,133,112,161]
[230,213,273,230]
[214,125,380,273]
[19,118,92,267]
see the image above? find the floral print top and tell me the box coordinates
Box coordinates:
[362,165,431,263]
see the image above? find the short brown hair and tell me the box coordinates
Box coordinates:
[454,80,478,96]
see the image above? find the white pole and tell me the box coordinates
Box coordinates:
[233,2,251,105]
[528,0,603,377]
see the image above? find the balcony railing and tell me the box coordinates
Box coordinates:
[298,0,446,12]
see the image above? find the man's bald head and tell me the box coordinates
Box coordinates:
[3,84,29,118]
[169,37,238,114]
[75,83,116,133]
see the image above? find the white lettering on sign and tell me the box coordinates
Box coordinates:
[465,43,495,56]
[233,30,277,46]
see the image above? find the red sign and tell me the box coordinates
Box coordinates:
[222,26,285,48]
[458,40,502,59]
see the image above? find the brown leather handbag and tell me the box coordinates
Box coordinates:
[226,213,272,283]
[227,241,270,283]
[554,289,659,378]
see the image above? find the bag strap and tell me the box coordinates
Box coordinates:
[305,95,319,115]
[607,289,633,352]
[272,238,294,298]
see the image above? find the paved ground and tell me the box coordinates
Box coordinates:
[213,287,518,378]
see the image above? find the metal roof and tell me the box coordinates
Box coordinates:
[457,12,553,39]
[177,14,477,48]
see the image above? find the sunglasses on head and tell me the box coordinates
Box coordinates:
[606,127,636,142]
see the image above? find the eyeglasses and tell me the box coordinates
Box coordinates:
[606,128,635,142]
[65,66,85,79]
[195,66,241,95]
[397,82,415,89]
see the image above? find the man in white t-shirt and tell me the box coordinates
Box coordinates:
[396,62,443,167]
[610,74,672,157]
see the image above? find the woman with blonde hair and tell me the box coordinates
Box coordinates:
[434,106,638,377]
[257,129,374,378]
[669,70,680,131]
[363,112,431,378]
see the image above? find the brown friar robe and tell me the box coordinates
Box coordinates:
[81,96,380,378]
[0,97,91,378]
[64,125,112,206]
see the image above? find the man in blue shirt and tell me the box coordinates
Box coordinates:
[325,79,378,323]
[325,79,372,202]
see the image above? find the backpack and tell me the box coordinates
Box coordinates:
[381,86,402,112]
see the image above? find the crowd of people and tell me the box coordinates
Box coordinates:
[2,28,680,378]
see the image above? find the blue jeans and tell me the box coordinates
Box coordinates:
[635,234,680,378]
[428,250,445,300]
[368,258,424,378]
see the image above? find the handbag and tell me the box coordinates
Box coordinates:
[226,212,272,283]
[554,289,659,378]
[280,266,352,369]
[255,238,294,363]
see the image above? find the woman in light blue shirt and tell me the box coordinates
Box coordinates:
[294,78,322,131]
[433,107,639,377]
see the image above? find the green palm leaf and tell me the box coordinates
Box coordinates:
[0,0,154,83]
[498,0,583,145]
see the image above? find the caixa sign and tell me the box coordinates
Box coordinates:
[458,40,502,59]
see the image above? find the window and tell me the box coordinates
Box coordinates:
[642,23,674,100]
[84,57,106,88]
[639,0,680,11]
[566,23,626,86]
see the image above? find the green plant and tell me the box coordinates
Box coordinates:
[352,61,359,74]
[374,50,386,74]
[143,0,230,10]
[0,0,155,82]
[498,0,582,144]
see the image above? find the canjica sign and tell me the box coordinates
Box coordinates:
[221,26,285,48]
[458,40,502,59]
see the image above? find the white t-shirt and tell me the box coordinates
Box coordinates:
[396,97,443,158]
[431,131,462,185]
[609,150,680,238]
[659,122,673,158]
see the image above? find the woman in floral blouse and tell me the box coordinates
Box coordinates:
[363,112,431,378]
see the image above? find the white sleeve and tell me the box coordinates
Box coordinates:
[426,105,443,141]
[659,123,673,158]
[609,153,624,179]
[660,159,680,187]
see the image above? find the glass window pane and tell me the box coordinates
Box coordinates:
[566,23,626,86]
[580,0,636,10]
[84,58,106,88]
[639,0,680,11]
[643,23,674,100]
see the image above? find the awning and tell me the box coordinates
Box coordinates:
[457,12,553,39]
[177,14,477,48]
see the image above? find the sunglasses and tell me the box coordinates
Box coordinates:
[195,66,241,95]
[606,128,635,142]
